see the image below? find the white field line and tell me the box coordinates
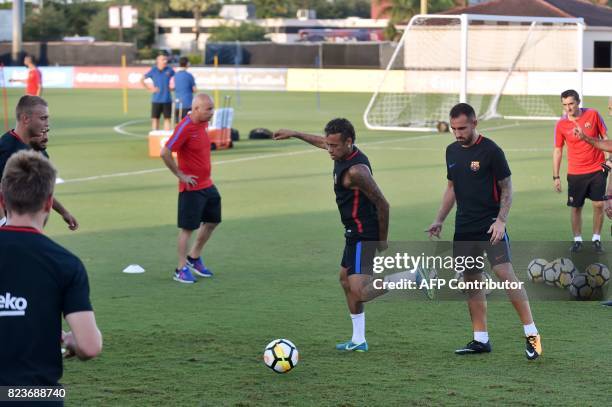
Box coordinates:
[112,120,149,138]
[60,133,437,185]
[64,121,522,185]
[367,146,549,152]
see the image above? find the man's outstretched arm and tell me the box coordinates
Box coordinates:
[273,129,327,149]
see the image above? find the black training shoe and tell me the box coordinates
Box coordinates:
[570,241,583,253]
[592,240,604,254]
[455,340,491,355]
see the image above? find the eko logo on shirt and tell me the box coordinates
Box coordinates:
[0,292,28,317]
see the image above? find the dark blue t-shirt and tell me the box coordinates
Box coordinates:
[446,135,511,233]
[144,66,175,103]
[174,70,196,109]
[0,130,49,177]
[0,227,93,387]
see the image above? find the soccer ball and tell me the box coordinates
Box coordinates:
[543,258,576,288]
[585,263,610,288]
[542,261,560,286]
[263,339,299,373]
[526,258,547,283]
[555,258,577,289]
[569,273,597,300]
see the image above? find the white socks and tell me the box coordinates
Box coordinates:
[473,324,538,342]
[573,235,600,242]
[351,312,365,344]
[383,270,419,284]
[523,323,538,337]
[474,331,489,343]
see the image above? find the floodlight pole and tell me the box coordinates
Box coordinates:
[420,0,427,14]
[459,14,468,103]
[12,0,24,64]
[577,19,584,107]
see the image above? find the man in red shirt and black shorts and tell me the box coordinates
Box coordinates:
[9,55,42,96]
[553,89,608,253]
[161,93,220,283]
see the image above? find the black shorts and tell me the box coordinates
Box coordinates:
[174,108,190,123]
[178,185,222,230]
[453,230,511,273]
[340,238,377,276]
[151,102,172,119]
[567,170,606,207]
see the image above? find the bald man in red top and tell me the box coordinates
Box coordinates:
[161,93,221,284]
[10,55,42,96]
[553,90,608,253]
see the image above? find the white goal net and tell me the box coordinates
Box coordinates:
[364,14,584,132]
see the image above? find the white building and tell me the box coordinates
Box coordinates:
[155,17,389,52]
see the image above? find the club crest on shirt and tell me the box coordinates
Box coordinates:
[470,161,480,172]
[584,122,592,129]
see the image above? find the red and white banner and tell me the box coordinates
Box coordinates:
[73,67,148,89]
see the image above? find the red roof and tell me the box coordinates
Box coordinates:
[440,0,612,27]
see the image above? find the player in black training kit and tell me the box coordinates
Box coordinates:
[274,119,392,351]
[0,151,101,405]
[426,103,542,360]
[0,96,78,230]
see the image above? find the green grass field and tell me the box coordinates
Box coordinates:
[3,89,612,406]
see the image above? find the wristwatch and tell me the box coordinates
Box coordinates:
[553,176,560,180]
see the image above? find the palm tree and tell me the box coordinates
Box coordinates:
[170,0,217,50]
[377,0,455,40]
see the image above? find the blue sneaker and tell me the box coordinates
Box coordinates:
[173,266,196,284]
[335,340,368,352]
[186,257,213,277]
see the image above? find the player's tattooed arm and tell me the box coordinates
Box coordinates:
[496,176,512,223]
[273,129,327,149]
[345,164,390,246]
[487,176,512,244]
[574,127,612,154]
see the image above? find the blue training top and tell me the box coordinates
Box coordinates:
[174,70,196,109]
[144,66,175,103]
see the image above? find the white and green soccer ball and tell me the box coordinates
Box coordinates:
[543,258,576,288]
[584,263,610,288]
[263,339,299,374]
[526,258,547,283]
[569,273,597,300]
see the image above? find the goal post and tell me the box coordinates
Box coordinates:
[363,14,585,132]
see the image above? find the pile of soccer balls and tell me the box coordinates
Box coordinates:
[527,258,610,300]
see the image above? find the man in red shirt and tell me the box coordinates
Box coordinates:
[553,89,608,253]
[160,93,220,283]
[9,55,42,96]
